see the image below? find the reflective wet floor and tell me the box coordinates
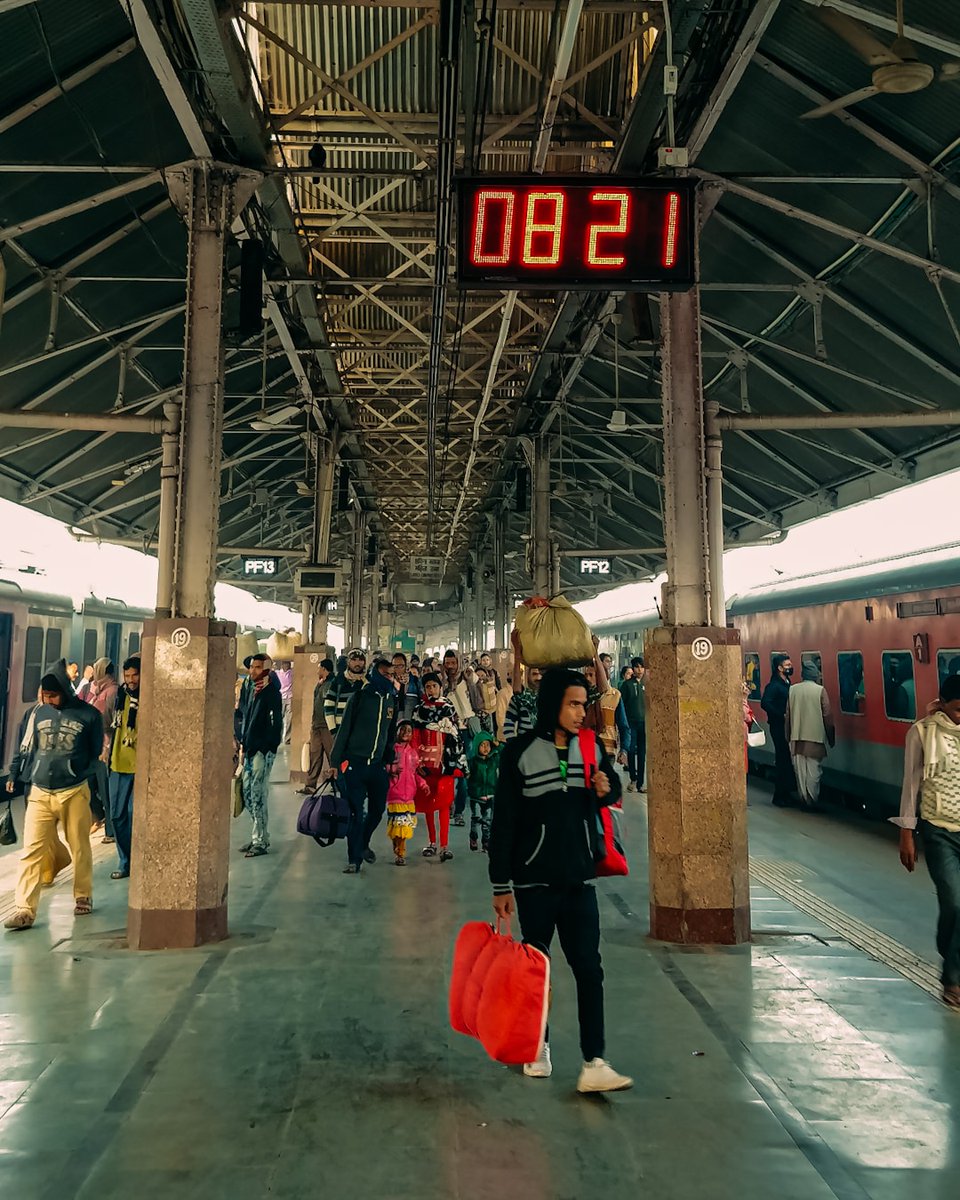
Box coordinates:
[1,765,957,1199]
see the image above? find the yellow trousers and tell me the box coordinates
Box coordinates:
[15,781,93,918]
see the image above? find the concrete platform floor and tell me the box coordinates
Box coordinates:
[1,762,958,1199]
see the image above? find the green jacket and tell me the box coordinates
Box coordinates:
[621,677,645,726]
[468,745,501,801]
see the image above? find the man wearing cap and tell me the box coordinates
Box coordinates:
[5,660,103,929]
[330,657,398,873]
[323,649,367,735]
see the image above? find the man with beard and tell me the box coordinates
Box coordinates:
[324,648,367,736]
[107,656,141,880]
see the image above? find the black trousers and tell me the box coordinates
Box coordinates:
[627,723,645,786]
[515,883,605,1061]
[768,717,795,802]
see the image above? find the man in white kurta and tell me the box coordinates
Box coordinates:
[786,663,835,808]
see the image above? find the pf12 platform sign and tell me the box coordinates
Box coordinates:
[579,557,613,577]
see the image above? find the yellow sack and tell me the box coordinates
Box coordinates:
[266,629,301,659]
[236,631,259,668]
[513,595,595,668]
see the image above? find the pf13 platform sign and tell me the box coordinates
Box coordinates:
[456,177,695,290]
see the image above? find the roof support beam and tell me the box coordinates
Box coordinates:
[0,172,162,244]
[795,0,960,60]
[694,169,960,287]
[0,38,136,135]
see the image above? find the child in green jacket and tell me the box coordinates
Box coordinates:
[468,731,501,852]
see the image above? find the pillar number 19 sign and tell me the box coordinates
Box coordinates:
[456,177,695,290]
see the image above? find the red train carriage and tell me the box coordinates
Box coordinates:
[593,545,960,817]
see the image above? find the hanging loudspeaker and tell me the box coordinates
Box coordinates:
[239,239,264,339]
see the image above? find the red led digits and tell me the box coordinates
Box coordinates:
[471,189,516,266]
[662,191,681,269]
[521,191,565,265]
[586,190,631,268]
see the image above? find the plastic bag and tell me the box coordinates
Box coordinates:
[0,801,17,847]
[513,595,595,668]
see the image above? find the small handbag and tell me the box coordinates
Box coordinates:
[747,721,766,749]
[0,801,17,847]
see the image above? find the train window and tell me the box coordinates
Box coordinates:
[105,622,121,669]
[938,649,960,687]
[743,653,761,700]
[882,651,916,722]
[801,651,822,683]
[44,627,62,665]
[82,628,98,668]
[838,652,865,715]
[23,625,44,701]
[127,631,140,658]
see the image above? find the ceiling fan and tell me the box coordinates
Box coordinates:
[801,0,960,119]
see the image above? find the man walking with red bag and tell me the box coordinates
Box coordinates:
[488,666,633,1093]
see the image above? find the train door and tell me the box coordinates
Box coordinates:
[0,613,11,757]
[105,622,121,668]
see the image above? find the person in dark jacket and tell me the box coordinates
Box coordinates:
[488,666,632,1094]
[467,730,500,852]
[5,660,103,930]
[331,657,398,874]
[620,657,647,793]
[298,658,335,795]
[761,654,796,807]
[238,654,283,857]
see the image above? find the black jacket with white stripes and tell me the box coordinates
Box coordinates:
[487,729,620,895]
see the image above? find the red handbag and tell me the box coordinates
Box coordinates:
[449,921,496,1036]
[578,729,629,877]
[475,935,550,1065]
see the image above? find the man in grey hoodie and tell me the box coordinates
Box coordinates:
[5,660,103,930]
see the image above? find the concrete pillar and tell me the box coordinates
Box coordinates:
[291,438,336,782]
[531,436,552,596]
[646,285,749,946]
[128,162,259,950]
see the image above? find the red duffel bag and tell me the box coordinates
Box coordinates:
[459,929,511,1038]
[475,936,550,1065]
[449,921,497,1036]
[578,729,629,877]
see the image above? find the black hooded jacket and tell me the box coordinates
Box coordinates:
[238,672,283,756]
[488,668,621,894]
[25,659,103,793]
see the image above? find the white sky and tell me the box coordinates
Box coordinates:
[575,465,959,625]
[0,498,302,631]
[4,462,956,642]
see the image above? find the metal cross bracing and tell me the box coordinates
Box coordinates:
[244,0,653,580]
[3,0,960,615]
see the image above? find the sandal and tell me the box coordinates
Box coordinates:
[101,836,115,845]
[74,898,93,916]
[422,844,437,857]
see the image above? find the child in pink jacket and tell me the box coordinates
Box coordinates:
[386,722,426,865]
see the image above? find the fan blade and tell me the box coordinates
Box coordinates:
[815,7,901,67]
[800,84,881,120]
[940,62,960,80]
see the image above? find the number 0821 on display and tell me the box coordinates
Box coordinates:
[455,177,695,290]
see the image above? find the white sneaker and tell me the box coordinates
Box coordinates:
[523,1042,552,1078]
[576,1058,633,1093]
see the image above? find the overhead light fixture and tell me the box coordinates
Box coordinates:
[607,409,627,433]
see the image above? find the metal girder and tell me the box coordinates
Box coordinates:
[0,173,163,244]
[794,0,960,60]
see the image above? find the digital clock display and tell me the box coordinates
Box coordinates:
[456,177,695,290]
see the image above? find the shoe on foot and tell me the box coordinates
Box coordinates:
[238,842,253,853]
[626,782,637,793]
[439,848,454,863]
[244,846,268,858]
[453,814,465,827]
[110,870,130,880]
[577,1058,633,1094]
[523,1043,552,1078]
[481,841,489,854]
[363,849,376,865]
[469,837,478,852]
[295,786,312,795]
[394,855,406,866]
[4,910,34,931]
[101,835,115,844]
[343,864,360,874]
[422,843,437,857]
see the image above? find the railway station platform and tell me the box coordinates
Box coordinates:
[0,762,957,1200]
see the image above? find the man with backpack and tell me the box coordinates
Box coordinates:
[488,666,632,1094]
[331,657,398,873]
